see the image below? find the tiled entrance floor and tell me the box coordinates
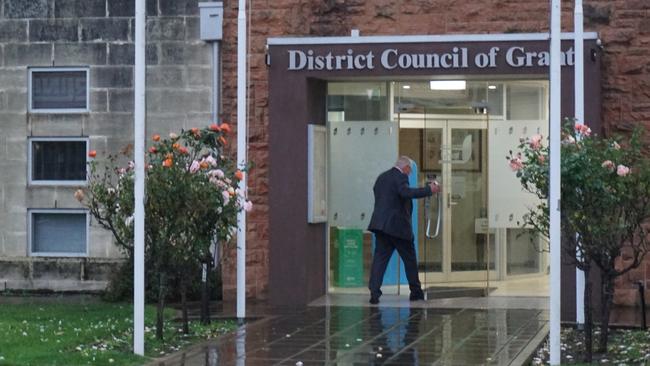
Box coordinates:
[154,305,548,365]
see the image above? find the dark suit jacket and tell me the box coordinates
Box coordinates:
[367,167,433,241]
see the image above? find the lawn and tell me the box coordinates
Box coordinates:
[0,301,237,366]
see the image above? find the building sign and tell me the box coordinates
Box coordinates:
[288,46,575,71]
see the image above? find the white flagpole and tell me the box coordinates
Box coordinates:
[574,0,585,328]
[549,0,562,364]
[133,0,146,356]
[236,0,248,320]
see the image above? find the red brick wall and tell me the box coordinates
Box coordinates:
[218,0,650,305]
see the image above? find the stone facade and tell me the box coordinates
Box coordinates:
[0,0,212,291]
[218,0,650,305]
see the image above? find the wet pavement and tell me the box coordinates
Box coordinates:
[153,304,548,366]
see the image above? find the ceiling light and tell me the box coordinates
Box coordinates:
[488,85,497,90]
[430,80,466,90]
[402,85,411,89]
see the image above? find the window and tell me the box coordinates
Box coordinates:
[28,138,88,185]
[28,67,89,113]
[29,210,89,256]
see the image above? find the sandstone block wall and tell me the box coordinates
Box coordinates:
[218,0,650,305]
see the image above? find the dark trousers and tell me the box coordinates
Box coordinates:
[368,232,423,298]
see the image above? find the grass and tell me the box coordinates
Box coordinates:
[0,302,238,366]
[530,326,650,365]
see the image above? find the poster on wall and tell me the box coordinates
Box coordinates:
[308,124,327,223]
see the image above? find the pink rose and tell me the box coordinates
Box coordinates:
[538,155,546,164]
[222,190,230,205]
[616,164,630,177]
[205,155,217,167]
[562,135,576,145]
[243,200,253,212]
[529,134,543,150]
[189,160,200,174]
[574,123,592,137]
[509,157,524,171]
[601,160,615,172]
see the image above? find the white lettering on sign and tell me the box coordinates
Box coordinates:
[286,46,575,71]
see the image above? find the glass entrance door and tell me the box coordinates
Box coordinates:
[419,119,495,287]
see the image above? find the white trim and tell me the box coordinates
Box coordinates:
[268,32,599,46]
[28,137,89,186]
[28,67,90,114]
[28,209,90,257]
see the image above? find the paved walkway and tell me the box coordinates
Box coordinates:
[153,296,549,366]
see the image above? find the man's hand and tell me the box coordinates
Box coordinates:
[429,180,441,193]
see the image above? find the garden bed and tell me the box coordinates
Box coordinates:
[530,326,650,365]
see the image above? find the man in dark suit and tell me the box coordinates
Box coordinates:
[367,156,440,304]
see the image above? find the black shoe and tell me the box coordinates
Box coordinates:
[369,296,379,304]
[409,294,424,301]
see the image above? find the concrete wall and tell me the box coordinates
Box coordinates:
[0,0,212,291]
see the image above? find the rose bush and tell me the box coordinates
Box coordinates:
[508,119,650,361]
[76,124,251,340]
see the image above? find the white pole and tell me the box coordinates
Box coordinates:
[549,0,562,364]
[133,0,146,356]
[236,0,248,320]
[574,0,585,328]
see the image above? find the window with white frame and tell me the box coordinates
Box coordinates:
[29,210,89,256]
[28,137,88,185]
[28,67,89,113]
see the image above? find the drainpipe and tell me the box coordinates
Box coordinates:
[549,0,562,365]
[236,0,248,320]
[133,0,146,356]
[574,0,586,330]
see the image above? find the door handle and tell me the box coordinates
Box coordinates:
[426,192,442,239]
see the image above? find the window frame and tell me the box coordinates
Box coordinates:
[28,67,90,113]
[28,137,89,186]
[28,209,90,257]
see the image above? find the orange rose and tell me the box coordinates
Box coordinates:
[149,146,157,154]
[220,123,231,133]
[190,127,199,134]
[219,136,227,145]
[200,161,209,170]
[209,123,221,132]
[172,143,180,150]
[165,153,173,160]
[88,150,97,158]
[152,134,160,142]
[234,170,244,181]
[162,158,173,167]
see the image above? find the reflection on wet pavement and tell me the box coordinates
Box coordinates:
[154,307,547,366]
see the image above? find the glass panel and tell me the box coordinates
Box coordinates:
[31,70,87,110]
[395,81,488,115]
[506,229,542,275]
[327,82,389,122]
[450,128,494,271]
[32,213,86,254]
[506,84,545,120]
[418,126,443,279]
[486,83,503,116]
[32,140,86,181]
